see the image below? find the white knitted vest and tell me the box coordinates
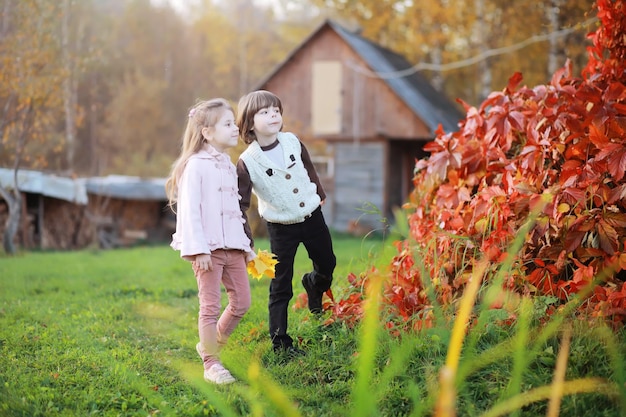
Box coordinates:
[240,132,321,224]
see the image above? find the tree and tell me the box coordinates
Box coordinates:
[0,0,65,254]
[61,0,93,172]
[187,0,310,98]
[92,0,190,176]
[99,70,173,177]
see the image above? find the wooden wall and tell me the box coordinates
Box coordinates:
[330,142,385,232]
[0,195,94,250]
[0,194,174,251]
[87,196,173,248]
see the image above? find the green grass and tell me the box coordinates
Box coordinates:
[0,234,624,416]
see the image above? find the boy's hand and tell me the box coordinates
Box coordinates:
[247,249,278,280]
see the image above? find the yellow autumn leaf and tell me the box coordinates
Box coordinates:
[247,249,278,280]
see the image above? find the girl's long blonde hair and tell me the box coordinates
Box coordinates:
[165,98,233,210]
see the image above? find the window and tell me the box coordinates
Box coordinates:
[311,61,342,135]
[311,155,334,178]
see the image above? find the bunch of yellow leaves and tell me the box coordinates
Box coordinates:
[247,249,278,280]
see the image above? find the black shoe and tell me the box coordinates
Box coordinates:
[302,273,323,314]
[285,346,306,358]
[273,345,306,361]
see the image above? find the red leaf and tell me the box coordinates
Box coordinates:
[569,214,596,232]
[596,142,626,181]
[611,102,626,113]
[559,159,583,187]
[456,98,472,112]
[565,137,591,159]
[561,187,586,205]
[604,81,626,101]
[564,230,586,253]
[607,283,626,308]
[608,184,626,204]
[505,72,523,94]
[507,111,525,131]
[588,122,609,147]
[551,63,569,86]
[603,211,626,228]
[597,219,619,255]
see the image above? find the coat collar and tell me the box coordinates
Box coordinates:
[191,145,226,160]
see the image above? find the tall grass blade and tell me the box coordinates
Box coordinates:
[435,260,487,417]
[499,297,532,410]
[546,324,572,417]
[247,360,302,417]
[480,377,619,417]
[350,269,385,417]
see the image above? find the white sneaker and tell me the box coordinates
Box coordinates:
[204,363,236,384]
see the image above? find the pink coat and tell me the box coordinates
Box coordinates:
[170,147,254,262]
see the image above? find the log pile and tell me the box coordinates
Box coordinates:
[0,193,174,251]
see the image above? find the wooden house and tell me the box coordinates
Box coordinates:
[0,168,174,251]
[0,168,91,250]
[84,175,174,248]
[255,19,463,234]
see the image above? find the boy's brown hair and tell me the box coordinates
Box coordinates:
[237,90,283,144]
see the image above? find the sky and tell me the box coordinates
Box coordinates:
[154,0,282,17]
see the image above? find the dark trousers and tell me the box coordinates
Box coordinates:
[266,206,336,349]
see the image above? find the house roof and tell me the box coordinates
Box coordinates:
[328,21,463,133]
[256,19,462,134]
[84,175,167,201]
[0,168,167,204]
[0,168,88,204]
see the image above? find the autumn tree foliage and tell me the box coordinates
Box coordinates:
[329,0,626,330]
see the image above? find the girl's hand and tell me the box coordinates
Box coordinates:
[245,249,257,264]
[195,253,213,271]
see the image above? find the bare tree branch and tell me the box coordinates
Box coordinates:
[347,17,598,79]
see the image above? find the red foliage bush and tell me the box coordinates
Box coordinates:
[329,0,626,330]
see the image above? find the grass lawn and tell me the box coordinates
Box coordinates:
[0,233,624,416]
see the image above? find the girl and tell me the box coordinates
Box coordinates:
[165,98,254,384]
[236,90,336,357]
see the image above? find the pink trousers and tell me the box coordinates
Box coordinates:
[192,249,251,369]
